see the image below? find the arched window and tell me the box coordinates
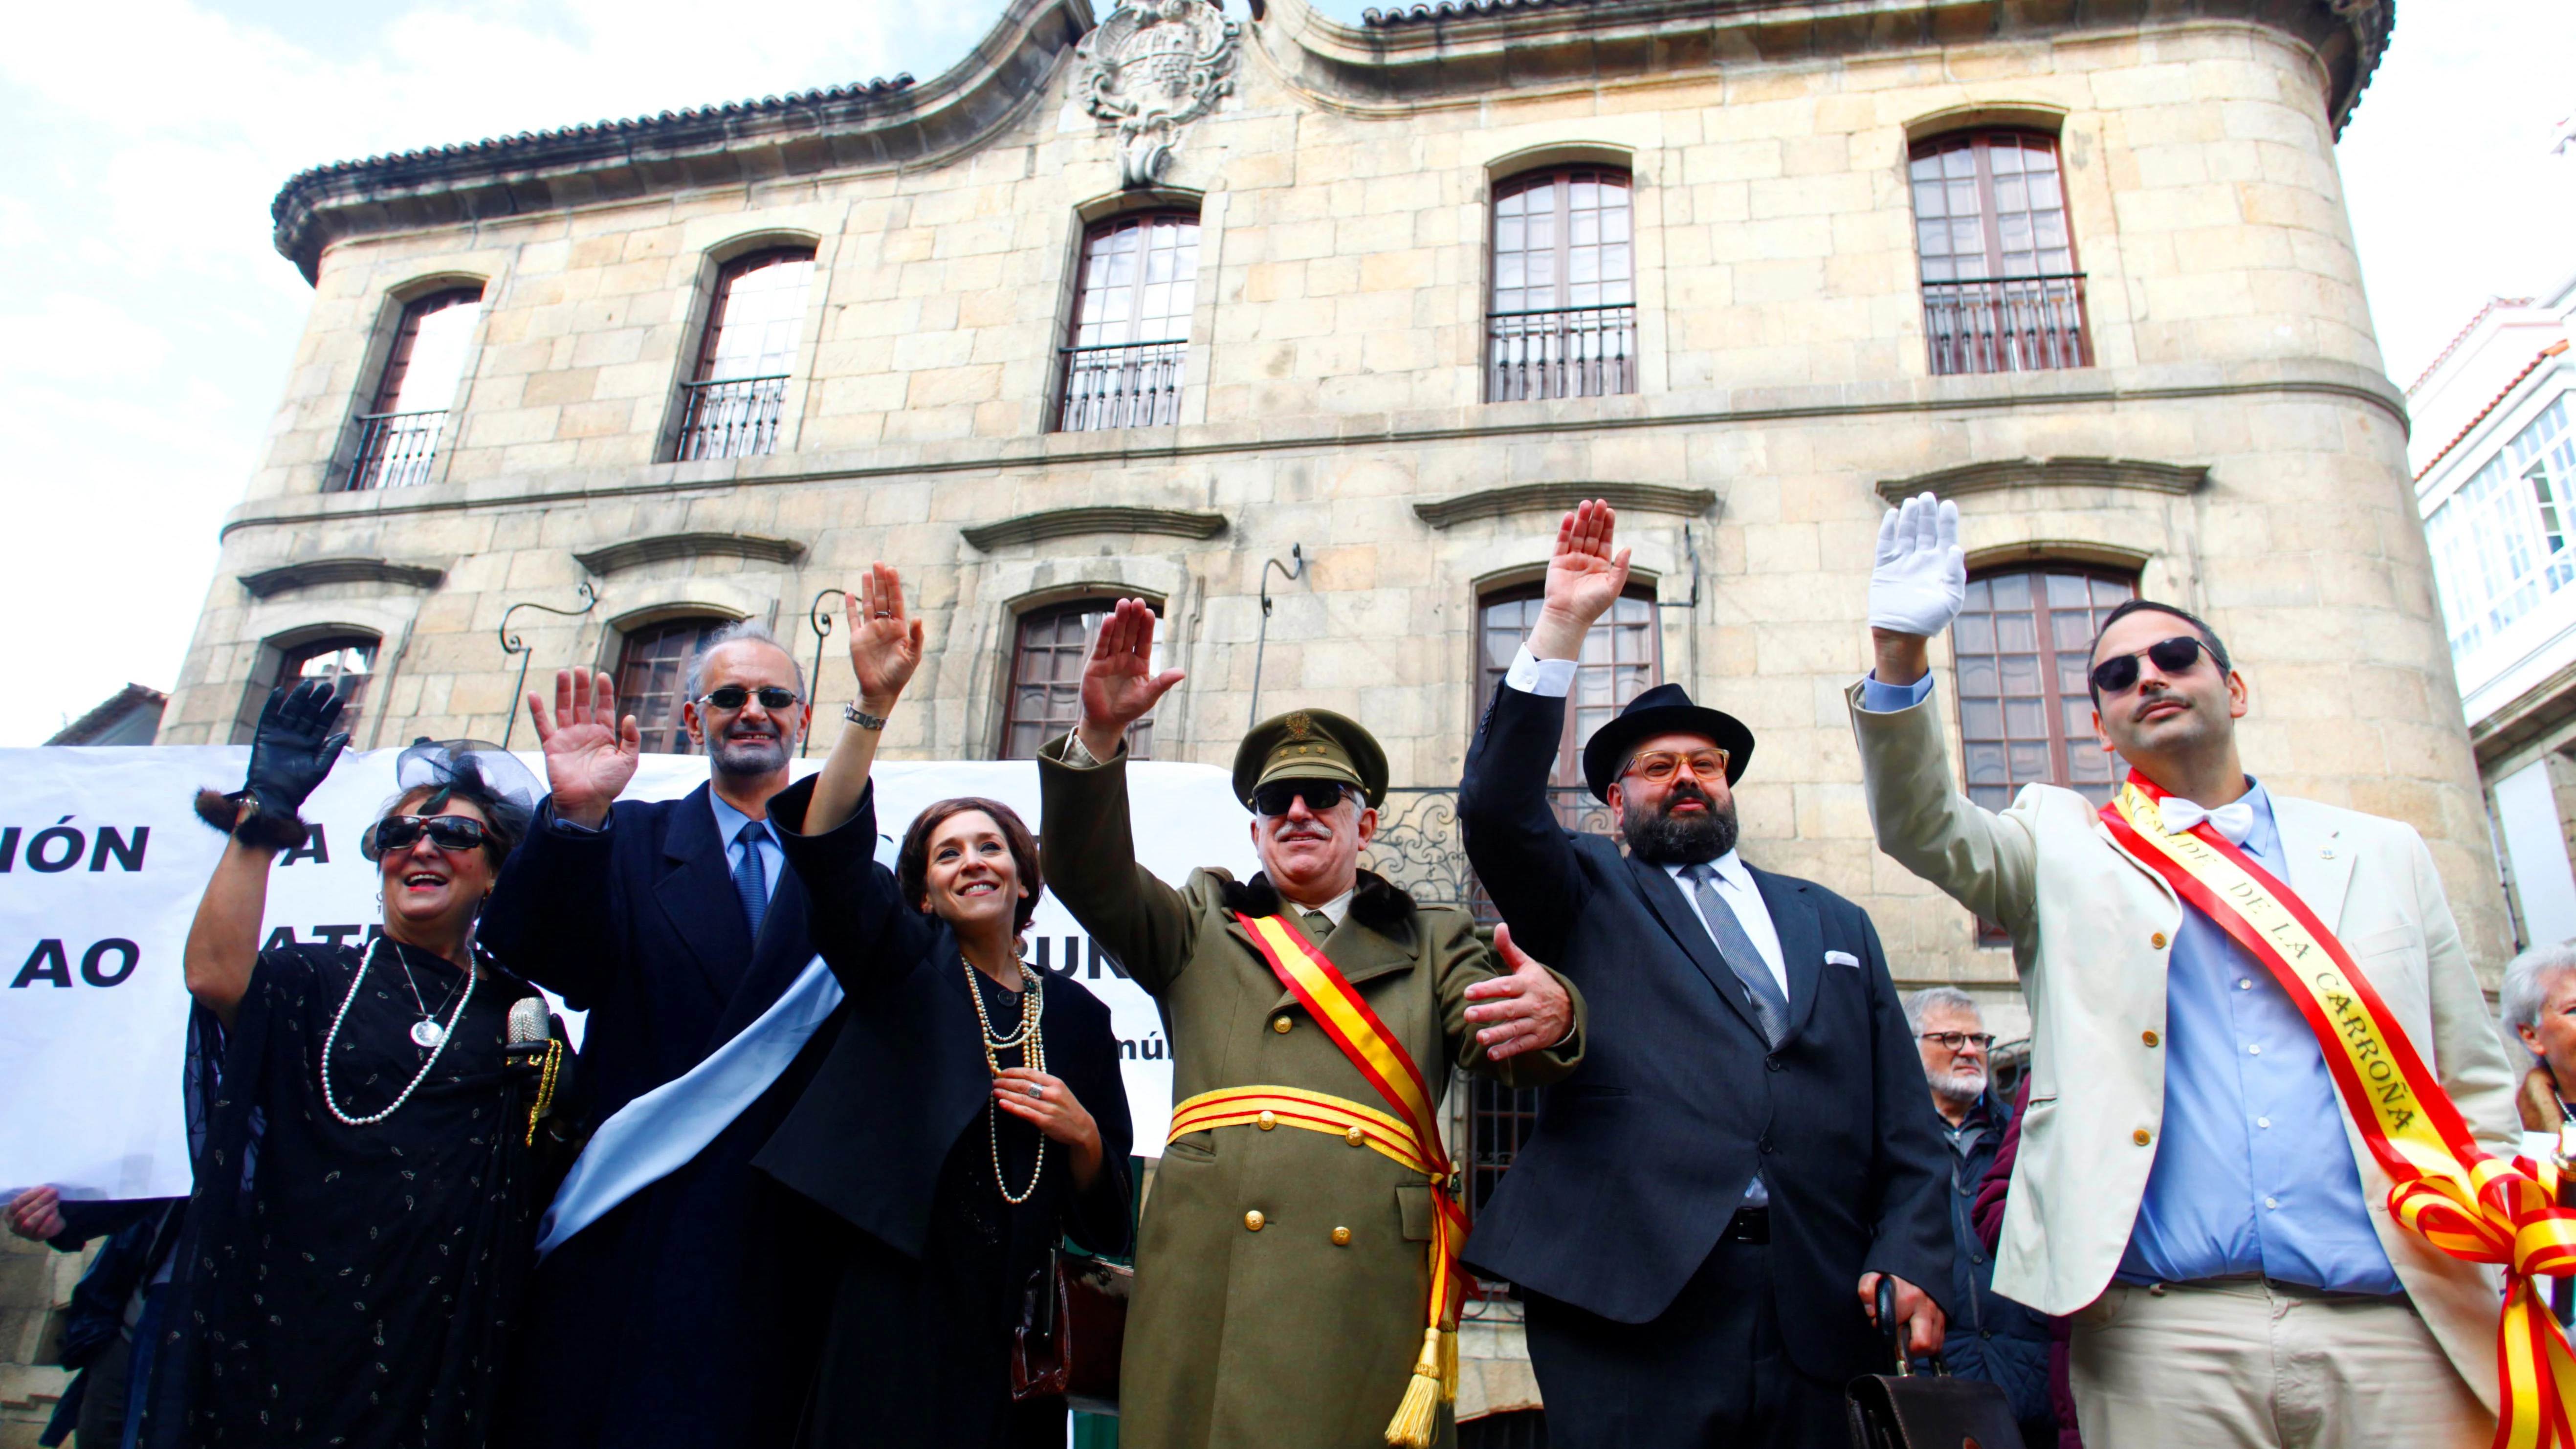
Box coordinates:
[1953,566,2136,810]
[676,247,816,460]
[350,287,482,490]
[616,617,733,754]
[232,634,380,744]
[1058,212,1200,432]
[1001,599,1159,759]
[1909,132,2089,374]
[1487,168,1636,402]
[1476,580,1659,789]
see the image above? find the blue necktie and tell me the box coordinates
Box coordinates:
[732,819,771,940]
[1678,861,1790,1048]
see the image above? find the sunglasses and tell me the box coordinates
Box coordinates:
[1253,780,1352,816]
[367,813,491,857]
[1918,1031,1996,1051]
[1623,749,1731,785]
[2088,636,2213,697]
[698,685,801,711]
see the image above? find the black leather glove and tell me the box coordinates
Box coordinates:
[245,679,350,819]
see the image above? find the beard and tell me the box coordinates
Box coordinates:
[709,725,790,778]
[1933,1062,1988,1108]
[1622,780,1740,865]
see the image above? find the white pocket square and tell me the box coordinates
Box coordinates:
[1824,950,1859,968]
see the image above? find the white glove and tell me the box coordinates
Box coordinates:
[1870,492,1966,637]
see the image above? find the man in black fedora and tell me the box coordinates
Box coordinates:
[1456,500,1951,1448]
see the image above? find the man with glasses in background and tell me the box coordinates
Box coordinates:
[1906,987,2058,1447]
[1455,501,1950,1449]
[1037,598,1583,1449]
[482,622,848,1449]
[1851,492,2518,1448]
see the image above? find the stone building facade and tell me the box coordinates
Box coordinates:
[162,0,2466,991]
[98,0,2482,1434]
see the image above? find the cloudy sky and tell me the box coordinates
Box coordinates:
[3,0,2568,745]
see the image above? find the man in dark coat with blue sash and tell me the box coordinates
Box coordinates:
[483,626,847,1449]
[1456,501,1951,1449]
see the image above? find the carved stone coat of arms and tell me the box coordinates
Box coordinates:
[1075,0,1241,190]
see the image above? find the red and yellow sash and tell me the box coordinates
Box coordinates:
[2102,776,2576,1449]
[1160,911,1467,1448]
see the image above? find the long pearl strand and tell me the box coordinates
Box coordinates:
[319,936,476,1128]
[966,955,1046,1204]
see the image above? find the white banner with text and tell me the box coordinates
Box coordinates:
[0,746,1254,1201]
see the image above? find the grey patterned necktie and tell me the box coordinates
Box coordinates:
[1678,861,1789,1048]
[1301,909,1333,942]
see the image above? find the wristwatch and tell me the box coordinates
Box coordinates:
[843,703,889,731]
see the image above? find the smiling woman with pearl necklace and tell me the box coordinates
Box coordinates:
[747,562,1133,1449]
[141,700,570,1449]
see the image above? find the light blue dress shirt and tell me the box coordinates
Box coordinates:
[708,791,784,906]
[1860,672,2400,1293]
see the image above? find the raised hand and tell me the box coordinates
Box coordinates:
[1528,499,1632,661]
[846,563,925,708]
[1464,922,1577,1060]
[527,669,641,828]
[243,677,351,819]
[1076,598,1185,762]
[1870,491,1966,638]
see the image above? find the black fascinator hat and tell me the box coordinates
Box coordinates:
[361,739,543,862]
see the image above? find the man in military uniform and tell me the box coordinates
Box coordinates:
[1038,598,1584,1449]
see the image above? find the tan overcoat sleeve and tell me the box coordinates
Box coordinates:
[1846,678,2045,946]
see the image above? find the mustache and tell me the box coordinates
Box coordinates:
[1663,780,1714,812]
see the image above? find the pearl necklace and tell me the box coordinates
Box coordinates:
[965,955,1046,1205]
[319,936,476,1127]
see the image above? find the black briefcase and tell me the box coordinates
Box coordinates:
[1845,1278,2026,1449]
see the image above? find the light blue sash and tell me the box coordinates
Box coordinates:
[534,957,844,1258]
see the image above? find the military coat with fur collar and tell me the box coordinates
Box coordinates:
[1036,739,1584,1449]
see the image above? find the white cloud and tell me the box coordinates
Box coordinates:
[0,0,989,744]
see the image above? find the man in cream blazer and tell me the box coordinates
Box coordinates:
[1847,493,2519,1448]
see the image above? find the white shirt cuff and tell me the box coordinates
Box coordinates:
[1858,672,1936,714]
[1506,646,1579,699]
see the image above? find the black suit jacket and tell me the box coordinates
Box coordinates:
[477,782,847,1449]
[1457,685,1950,1380]
[752,775,1132,1258]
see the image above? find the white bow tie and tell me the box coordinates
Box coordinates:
[2158,796,2255,846]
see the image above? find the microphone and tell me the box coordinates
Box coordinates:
[505,997,551,1057]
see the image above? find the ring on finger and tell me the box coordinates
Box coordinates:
[1025,1082,1045,1099]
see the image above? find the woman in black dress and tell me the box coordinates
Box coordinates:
[756,563,1132,1448]
[141,684,564,1449]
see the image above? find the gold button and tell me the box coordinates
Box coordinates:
[1244,1209,1265,1232]
[1256,1110,1277,1131]
[2133,1128,2153,1146]
[1331,1226,1352,1246]
[1346,1126,1367,1146]
[1272,1016,1293,1034]
[2141,1030,2160,1048]
[2150,932,2168,949]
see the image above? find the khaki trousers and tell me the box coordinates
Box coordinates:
[2068,1278,2489,1449]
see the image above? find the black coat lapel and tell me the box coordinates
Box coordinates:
[704,870,818,1054]
[657,783,755,1007]
[1751,867,1824,1042]
[1622,852,1765,1041]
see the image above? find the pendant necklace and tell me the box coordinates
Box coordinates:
[965,955,1047,1205]
[396,946,466,1048]
[319,935,477,1127]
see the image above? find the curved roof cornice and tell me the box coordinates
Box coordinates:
[1251,0,2389,135]
[268,0,1098,283]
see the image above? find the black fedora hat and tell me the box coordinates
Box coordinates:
[1580,682,1756,802]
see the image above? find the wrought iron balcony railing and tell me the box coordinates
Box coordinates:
[675,374,791,461]
[1365,785,1617,923]
[1922,273,2091,375]
[1486,304,1638,403]
[345,408,448,490]
[1057,341,1186,432]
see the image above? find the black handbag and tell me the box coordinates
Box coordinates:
[1846,1277,2026,1449]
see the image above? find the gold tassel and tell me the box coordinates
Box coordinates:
[1440,1326,1458,1404]
[1384,1327,1444,1448]
[525,1039,563,1147]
